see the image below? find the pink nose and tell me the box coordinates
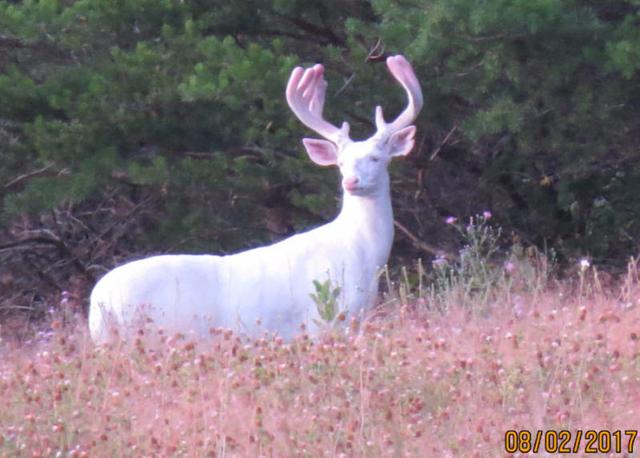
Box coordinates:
[342,176,359,190]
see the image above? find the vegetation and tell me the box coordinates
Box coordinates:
[0,0,639,313]
[1,259,639,456]
[1,2,638,455]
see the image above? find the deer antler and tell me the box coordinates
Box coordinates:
[286,64,351,145]
[374,55,423,140]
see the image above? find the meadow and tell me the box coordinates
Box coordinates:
[2,2,639,455]
[1,253,639,457]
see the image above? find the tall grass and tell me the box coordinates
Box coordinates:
[2,260,639,456]
[1,215,639,456]
[383,212,558,314]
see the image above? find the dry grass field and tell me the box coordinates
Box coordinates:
[1,257,639,457]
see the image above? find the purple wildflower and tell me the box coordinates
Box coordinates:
[432,254,448,267]
[504,260,515,274]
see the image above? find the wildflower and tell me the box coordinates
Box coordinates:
[504,260,515,274]
[482,210,492,220]
[445,216,457,225]
[579,258,590,271]
[432,254,448,267]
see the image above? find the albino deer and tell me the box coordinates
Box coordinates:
[89,55,423,343]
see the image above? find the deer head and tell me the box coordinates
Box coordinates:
[286,55,423,197]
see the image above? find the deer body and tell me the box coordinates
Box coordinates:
[89,55,423,342]
[89,179,393,342]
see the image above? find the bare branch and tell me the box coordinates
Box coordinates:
[3,164,55,190]
[394,220,450,258]
[430,125,458,161]
[365,39,385,62]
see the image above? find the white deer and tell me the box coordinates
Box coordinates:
[89,55,423,343]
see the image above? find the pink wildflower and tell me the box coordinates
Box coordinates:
[504,260,515,274]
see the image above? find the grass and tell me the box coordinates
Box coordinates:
[1,261,639,457]
[1,217,638,456]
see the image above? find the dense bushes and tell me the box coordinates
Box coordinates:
[1,0,639,312]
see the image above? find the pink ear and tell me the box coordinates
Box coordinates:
[388,125,416,157]
[302,138,338,166]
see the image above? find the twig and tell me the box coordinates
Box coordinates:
[334,73,355,97]
[3,164,54,190]
[461,33,508,42]
[0,305,37,312]
[184,151,217,160]
[429,125,458,161]
[393,220,447,257]
[365,39,385,62]
[0,233,62,252]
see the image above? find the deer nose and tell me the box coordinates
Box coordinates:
[342,176,359,191]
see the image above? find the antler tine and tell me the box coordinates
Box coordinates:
[286,64,350,145]
[375,55,423,138]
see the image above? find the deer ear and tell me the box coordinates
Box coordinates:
[387,125,416,157]
[302,138,339,166]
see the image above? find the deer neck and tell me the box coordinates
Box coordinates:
[334,176,394,264]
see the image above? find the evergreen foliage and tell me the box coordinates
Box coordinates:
[0,0,639,311]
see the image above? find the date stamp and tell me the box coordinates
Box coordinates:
[505,429,638,454]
